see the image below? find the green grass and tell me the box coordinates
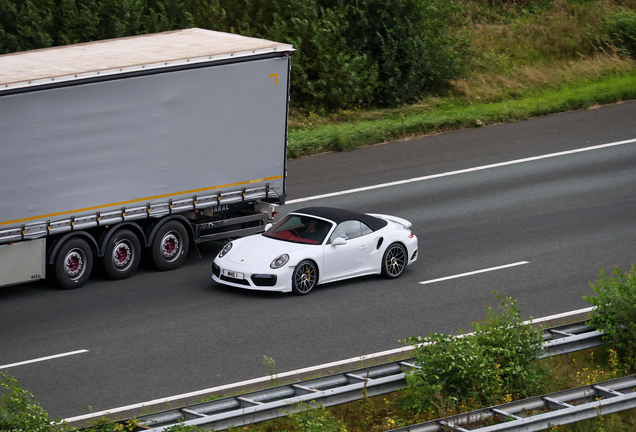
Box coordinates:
[288,73,636,159]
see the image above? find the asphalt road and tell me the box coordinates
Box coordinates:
[1,101,635,420]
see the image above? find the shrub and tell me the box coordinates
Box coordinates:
[287,402,347,432]
[0,0,193,54]
[585,265,636,366]
[0,372,67,432]
[601,7,636,57]
[400,293,546,414]
[338,0,470,107]
[0,0,54,53]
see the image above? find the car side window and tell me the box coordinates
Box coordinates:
[360,222,372,236]
[329,220,362,243]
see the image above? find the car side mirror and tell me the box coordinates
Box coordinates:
[264,223,273,232]
[331,237,347,246]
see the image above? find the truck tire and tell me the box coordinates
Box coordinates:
[54,237,93,289]
[151,221,189,271]
[103,229,141,280]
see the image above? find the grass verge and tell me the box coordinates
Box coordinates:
[287,73,636,159]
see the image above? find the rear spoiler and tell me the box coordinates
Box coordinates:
[366,213,412,229]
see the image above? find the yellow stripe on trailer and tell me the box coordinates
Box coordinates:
[0,176,283,226]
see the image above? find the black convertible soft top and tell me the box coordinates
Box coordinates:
[293,207,388,232]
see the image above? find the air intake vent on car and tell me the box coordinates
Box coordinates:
[251,274,278,287]
[376,238,383,250]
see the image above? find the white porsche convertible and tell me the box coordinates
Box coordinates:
[212,207,418,295]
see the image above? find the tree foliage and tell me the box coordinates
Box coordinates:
[0,0,193,54]
[0,0,468,112]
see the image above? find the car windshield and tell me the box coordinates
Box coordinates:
[264,214,332,245]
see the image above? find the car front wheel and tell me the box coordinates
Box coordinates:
[291,260,317,295]
[381,243,407,278]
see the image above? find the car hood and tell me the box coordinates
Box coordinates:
[225,234,315,266]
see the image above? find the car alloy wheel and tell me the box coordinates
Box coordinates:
[382,243,407,278]
[292,260,317,295]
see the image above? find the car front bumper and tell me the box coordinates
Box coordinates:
[212,261,293,293]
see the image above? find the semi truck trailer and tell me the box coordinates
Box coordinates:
[0,28,293,289]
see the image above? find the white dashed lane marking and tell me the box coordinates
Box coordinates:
[0,349,89,369]
[419,261,530,285]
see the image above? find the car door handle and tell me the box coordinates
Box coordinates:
[359,245,367,250]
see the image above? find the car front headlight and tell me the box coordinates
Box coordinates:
[270,254,289,269]
[218,242,233,258]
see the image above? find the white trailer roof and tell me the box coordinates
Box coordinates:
[0,28,293,90]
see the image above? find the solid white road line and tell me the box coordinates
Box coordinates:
[286,138,636,205]
[525,307,594,325]
[419,261,530,285]
[0,350,89,369]
[62,305,595,424]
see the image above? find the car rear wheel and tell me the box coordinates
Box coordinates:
[381,243,407,278]
[292,260,317,295]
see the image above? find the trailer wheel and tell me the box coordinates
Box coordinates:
[103,229,141,280]
[151,221,189,271]
[54,237,93,289]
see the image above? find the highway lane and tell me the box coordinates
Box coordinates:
[286,101,636,200]
[0,101,635,420]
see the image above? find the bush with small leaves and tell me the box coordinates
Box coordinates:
[0,372,67,432]
[400,293,546,415]
[585,265,636,367]
[600,8,636,57]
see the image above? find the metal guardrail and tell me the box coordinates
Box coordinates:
[386,375,636,432]
[110,320,606,431]
[540,321,604,358]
